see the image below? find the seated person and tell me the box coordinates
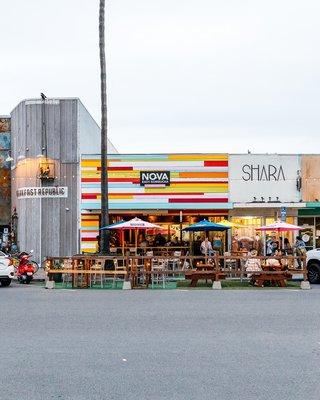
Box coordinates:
[245,250,262,278]
[200,237,214,257]
[266,250,281,269]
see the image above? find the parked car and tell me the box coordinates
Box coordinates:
[307,249,320,284]
[0,251,14,286]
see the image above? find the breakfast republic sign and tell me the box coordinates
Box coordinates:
[229,155,301,203]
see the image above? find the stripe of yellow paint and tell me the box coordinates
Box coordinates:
[109,195,133,199]
[81,161,121,167]
[81,215,99,220]
[168,154,228,161]
[82,221,99,227]
[81,161,100,167]
[179,172,228,178]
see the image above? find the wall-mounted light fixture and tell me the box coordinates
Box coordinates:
[296,170,302,191]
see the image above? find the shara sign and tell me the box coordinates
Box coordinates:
[241,164,286,181]
[229,155,300,203]
[140,171,170,186]
[17,187,68,199]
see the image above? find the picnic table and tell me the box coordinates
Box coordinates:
[250,264,293,287]
[185,263,226,287]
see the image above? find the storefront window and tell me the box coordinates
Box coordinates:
[298,216,315,250]
[232,217,262,239]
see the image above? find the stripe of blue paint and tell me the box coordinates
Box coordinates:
[81,203,233,210]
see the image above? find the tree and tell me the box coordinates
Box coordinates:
[99,0,110,253]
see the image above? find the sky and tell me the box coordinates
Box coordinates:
[1,0,320,153]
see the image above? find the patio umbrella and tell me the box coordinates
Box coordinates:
[100,217,162,254]
[183,219,230,255]
[182,219,230,232]
[255,221,303,232]
[218,219,244,228]
[256,220,303,253]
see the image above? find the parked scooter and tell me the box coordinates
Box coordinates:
[16,251,36,284]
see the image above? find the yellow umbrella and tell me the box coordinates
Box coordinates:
[218,219,245,228]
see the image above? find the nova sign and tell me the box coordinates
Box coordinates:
[140,171,170,186]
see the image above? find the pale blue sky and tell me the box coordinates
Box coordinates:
[1,0,320,153]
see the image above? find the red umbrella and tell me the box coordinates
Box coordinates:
[256,221,302,232]
[101,217,162,253]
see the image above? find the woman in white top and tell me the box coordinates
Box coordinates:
[200,237,214,257]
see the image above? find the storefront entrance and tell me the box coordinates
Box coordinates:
[80,211,229,254]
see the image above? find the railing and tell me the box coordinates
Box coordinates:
[45,254,308,289]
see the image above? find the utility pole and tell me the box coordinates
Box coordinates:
[99,0,110,253]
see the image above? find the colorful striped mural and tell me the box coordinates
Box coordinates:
[81,154,231,211]
[80,154,231,252]
[81,214,100,253]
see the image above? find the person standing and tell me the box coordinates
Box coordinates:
[283,238,292,255]
[231,234,239,253]
[253,234,263,255]
[294,236,306,269]
[212,235,223,255]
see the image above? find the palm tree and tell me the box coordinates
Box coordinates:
[99,0,110,253]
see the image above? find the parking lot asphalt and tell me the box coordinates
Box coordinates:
[1,283,320,400]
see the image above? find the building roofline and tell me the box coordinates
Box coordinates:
[10,97,81,114]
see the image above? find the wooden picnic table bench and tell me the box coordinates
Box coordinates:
[250,270,293,288]
[185,270,226,287]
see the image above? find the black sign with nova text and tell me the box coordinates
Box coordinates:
[140,171,170,186]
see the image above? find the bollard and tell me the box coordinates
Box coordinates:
[45,280,55,289]
[212,281,222,290]
[300,281,311,290]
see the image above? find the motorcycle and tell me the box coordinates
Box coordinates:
[16,251,37,284]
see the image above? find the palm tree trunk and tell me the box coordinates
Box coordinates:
[99,0,110,254]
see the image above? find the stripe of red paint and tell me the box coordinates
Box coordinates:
[168,198,228,203]
[109,178,140,183]
[82,178,100,182]
[81,237,97,242]
[82,192,211,197]
[173,181,228,184]
[82,194,98,199]
[81,178,140,183]
[204,161,228,167]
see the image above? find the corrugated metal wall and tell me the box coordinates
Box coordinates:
[11,99,79,261]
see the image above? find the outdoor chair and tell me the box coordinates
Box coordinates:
[151,258,167,289]
[112,258,126,288]
[170,251,182,271]
[129,248,137,255]
[109,247,117,255]
[182,251,192,270]
[62,258,73,287]
[224,252,238,278]
[90,258,104,288]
